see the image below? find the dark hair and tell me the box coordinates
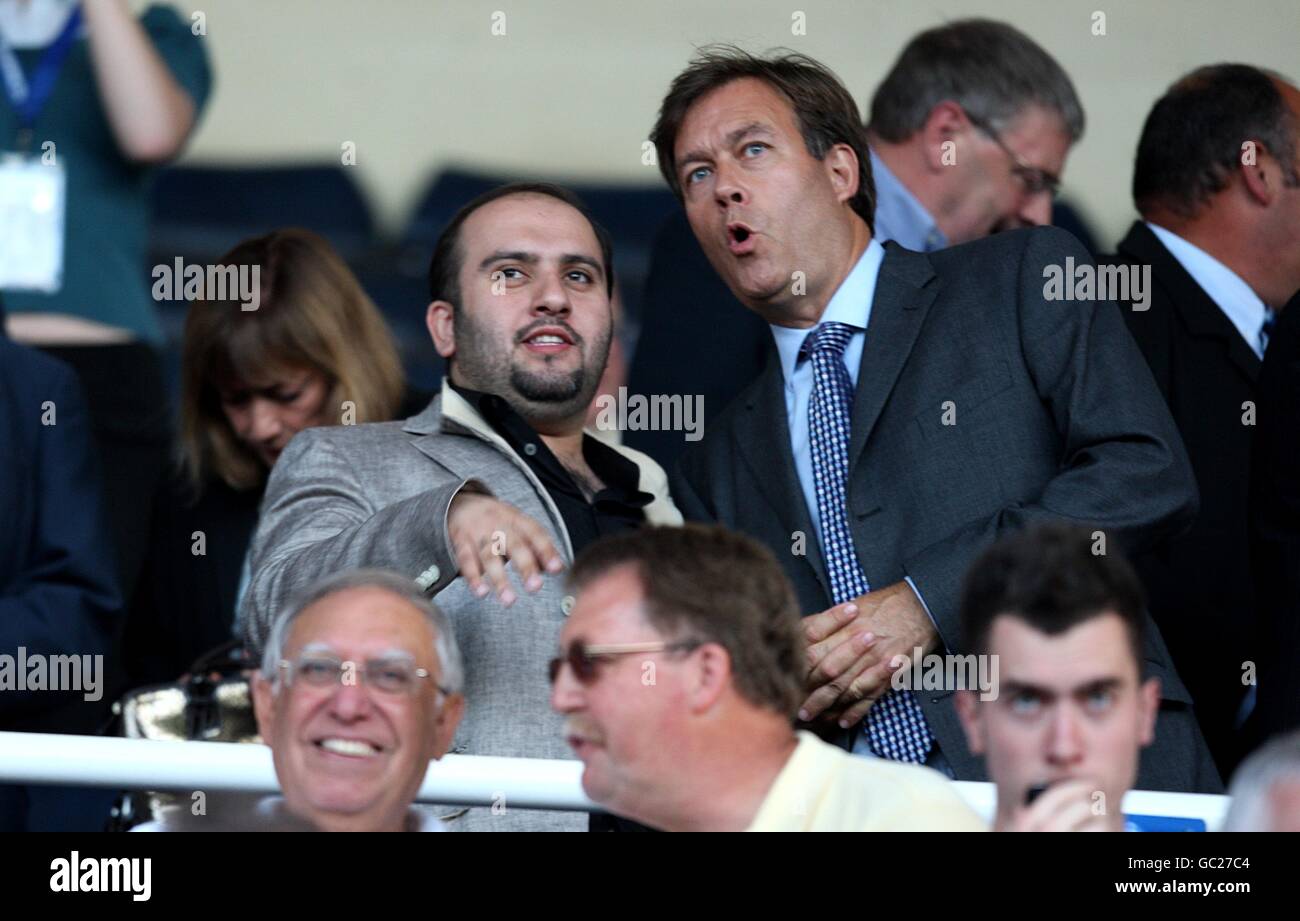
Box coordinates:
[1134,64,1300,219]
[651,45,875,232]
[868,19,1084,144]
[569,524,804,719]
[426,181,615,305]
[960,523,1146,667]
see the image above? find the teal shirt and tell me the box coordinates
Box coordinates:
[0,4,212,344]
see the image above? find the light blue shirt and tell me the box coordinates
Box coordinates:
[1146,222,1271,360]
[870,148,947,252]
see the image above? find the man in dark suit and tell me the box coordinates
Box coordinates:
[1251,293,1300,743]
[1101,65,1300,774]
[652,47,1219,791]
[628,20,1085,471]
[0,304,121,830]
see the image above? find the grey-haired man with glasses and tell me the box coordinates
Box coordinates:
[865,18,1081,248]
[248,569,465,832]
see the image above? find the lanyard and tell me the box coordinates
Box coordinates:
[0,4,83,131]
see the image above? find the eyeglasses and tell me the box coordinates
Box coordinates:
[547,640,702,685]
[278,654,450,697]
[965,111,1062,199]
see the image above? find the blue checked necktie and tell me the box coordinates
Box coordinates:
[802,321,933,764]
[1261,309,1276,354]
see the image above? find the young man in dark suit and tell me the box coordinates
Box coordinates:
[653,47,1220,792]
[1101,65,1300,774]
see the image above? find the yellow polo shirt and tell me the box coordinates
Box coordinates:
[746,731,988,832]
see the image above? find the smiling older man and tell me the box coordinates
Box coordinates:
[250,569,465,832]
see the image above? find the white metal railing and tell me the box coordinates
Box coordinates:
[0,731,595,811]
[0,732,1230,827]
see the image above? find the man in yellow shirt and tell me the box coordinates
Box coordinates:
[549,524,986,832]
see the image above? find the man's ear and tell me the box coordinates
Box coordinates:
[1137,677,1161,747]
[252,672,276,741]
[1239,142,1280,207]
[427,300,456,359]
[687,643,732,714]
[954,689,985,755]
[431,693,466,760]
[919,100,970,173]
[823,142,861,206]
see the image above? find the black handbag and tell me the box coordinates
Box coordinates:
[105,640,261,831]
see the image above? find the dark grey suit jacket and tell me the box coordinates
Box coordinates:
[673,226,1222,793]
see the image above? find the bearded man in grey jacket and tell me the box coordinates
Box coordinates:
[240,182,681,831]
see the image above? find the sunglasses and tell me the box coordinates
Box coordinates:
[547,640,702,685]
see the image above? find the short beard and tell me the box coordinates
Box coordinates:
[502,364,592,427]
[452,309,611,426]
[511,365,585,404]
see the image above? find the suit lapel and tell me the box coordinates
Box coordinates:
[732,352,831,601]
[402,392,576,561]
[848,243,940,472]
[1119,222,1262,385]
[401,397,477,483]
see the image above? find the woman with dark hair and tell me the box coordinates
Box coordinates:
[124,228,415,687]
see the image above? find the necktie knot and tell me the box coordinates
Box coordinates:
[1261,309,1277,353]
[800,321,856,361]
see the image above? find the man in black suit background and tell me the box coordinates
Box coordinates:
[0,303,121,830]
[1101,65,1300,775]
[1251,292,1300,744]
[653,47,1219,791]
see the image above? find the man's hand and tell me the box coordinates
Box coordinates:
[447,492,563,604]
[997,780,1113,832]
[799,581,939,726]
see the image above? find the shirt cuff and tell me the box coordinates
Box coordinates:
[904,575,939,631]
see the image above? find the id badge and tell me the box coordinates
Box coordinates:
[0,153,66,293]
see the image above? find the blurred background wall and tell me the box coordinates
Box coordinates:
[167,0,1300,248]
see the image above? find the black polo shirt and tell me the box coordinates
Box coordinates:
[452,384,657,832]
[450,384,652,552]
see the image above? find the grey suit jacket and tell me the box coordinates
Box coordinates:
[241,381,682,831]
[673,226,1222,793]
